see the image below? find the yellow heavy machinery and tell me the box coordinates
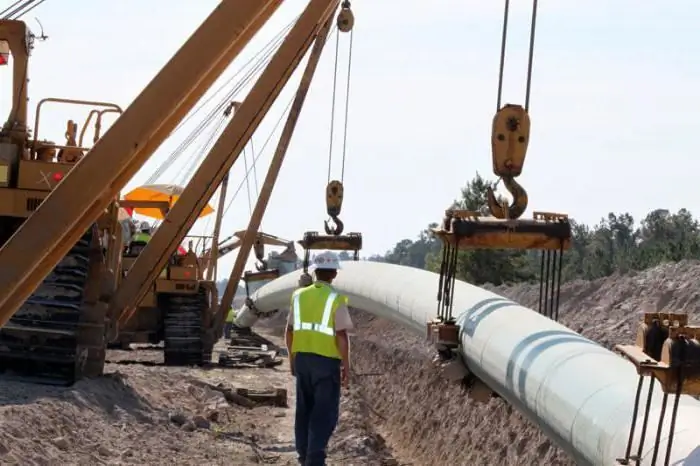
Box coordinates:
[112,227,295,366]
[103,0,345,363]
[427,1,571,359]
[113,231,219,365]
[0,19,125,384]
[0,0,350,384]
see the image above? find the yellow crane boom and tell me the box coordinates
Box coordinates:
[0,0,284,327]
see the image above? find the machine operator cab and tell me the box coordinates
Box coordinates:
[0,20,123,244]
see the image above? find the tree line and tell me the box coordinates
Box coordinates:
[367,173,700,285]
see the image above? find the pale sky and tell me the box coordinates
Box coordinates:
[4,0,697,279]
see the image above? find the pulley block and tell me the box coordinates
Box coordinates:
[337,2,354,33]
[326,180,344,218]
[491,104,530,178]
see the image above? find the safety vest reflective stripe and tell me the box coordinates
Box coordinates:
[292,291,338,336]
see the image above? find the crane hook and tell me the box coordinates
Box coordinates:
[486,176,528,220]
[324,216,344,236]
[255,259,268,271]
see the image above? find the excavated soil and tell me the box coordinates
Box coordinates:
[2,260,700,465]
[0,339,397,465]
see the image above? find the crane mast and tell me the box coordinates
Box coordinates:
[218,10,335,327]
[0,0,283,327]
[110,0,339,331]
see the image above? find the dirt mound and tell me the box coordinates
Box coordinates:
[490,259,700,348]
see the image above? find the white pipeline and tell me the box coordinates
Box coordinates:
[235,261,700,466]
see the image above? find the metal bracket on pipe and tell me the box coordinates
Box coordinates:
[426,319,495,403]
[615,312,700,465]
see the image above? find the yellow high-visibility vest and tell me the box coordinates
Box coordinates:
[290,282,345,359]
[225,307,236,323]
[132,232,151,243]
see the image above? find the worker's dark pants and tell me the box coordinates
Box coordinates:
[223,322,233,339]
[294,352,341,466]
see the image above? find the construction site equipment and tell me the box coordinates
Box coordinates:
[111,0,339,352]
[217,4,338,322]
[0,1,340,384]
[203,230,295,280]
[615,313,700,465]
[0,19,124,384]
[114,181,218,363]
[0,0,286,329]
[235,261,700,466]
[123,184,215,220]
[430,0,570,341]
[218,325,283,369]
[290,2,361,285]
[114,231,218,366]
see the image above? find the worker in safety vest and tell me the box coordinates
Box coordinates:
[132,221,152,243]
[224,307,236,339]
[285,251,353,466]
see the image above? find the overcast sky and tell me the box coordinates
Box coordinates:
[5,0,697,278]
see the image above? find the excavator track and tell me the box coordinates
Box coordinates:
[0,226,106,385]
[161,286,211,366]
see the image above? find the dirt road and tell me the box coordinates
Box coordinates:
[0,335,398,465]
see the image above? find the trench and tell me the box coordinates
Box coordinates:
[350,310,574,466]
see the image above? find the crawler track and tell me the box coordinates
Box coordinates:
[0,226,106,385]
[161,287,211,366]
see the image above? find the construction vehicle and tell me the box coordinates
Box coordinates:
[111,231,218,366]
[0,0,348,384]
[112,228,296,366]
[0,19,125,384]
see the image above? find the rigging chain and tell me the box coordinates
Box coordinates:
[486,0,539,220]
[323,1,354,236]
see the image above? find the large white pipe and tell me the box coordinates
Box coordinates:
[236,261,700,466]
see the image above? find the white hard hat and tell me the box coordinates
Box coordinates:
[140,221,150,231]
[310,251,341,271]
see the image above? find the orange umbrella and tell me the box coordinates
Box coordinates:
[123,184,214,220]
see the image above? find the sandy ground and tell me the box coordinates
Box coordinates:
[0,336,398,466]
[2,260,700,465]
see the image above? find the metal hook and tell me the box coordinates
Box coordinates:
[324,216,344,235]
[255,259,268,271]
[486,176,528,219]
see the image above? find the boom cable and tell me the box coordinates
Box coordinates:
[146,19,295,185]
